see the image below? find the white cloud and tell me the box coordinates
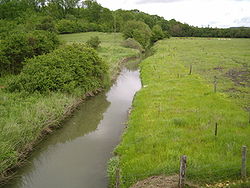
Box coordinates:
[97,0,250,28]
[136,0,185,4]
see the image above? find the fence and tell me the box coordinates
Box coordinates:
[112,145,248,188]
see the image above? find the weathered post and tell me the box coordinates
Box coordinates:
[179,155,187,188]
[189,64,192,75]
[214,76,217,93]
[115,168,120,188]
[248,111,250,124]
[215,122,218,136]
[241,146,247,179]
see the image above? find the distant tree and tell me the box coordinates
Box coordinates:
[123,20,152,49]
[82,0,102,22]
[56,19,78,33]
[151,25,165,42]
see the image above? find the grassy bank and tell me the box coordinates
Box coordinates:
[113,38,250,187]
[0,32,139,182]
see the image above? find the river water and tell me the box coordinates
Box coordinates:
[4,61,141,188]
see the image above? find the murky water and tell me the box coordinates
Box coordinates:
[4,62,141,188]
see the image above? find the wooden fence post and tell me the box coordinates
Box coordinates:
[241,146,247,179]
[214,76,217,93]
[179,155,187,188]
[189,64,192,75]
[215,122,218,136]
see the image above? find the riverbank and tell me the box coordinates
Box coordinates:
[112,38,250,188]
[0,32,140,185]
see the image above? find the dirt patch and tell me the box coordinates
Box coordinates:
[130,175,198,188]
[0,86,5,89]
[226,68,250,87]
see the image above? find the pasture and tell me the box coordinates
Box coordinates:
[113,38,250,187]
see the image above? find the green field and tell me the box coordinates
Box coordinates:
[0,32,139,180]
[113,38,250,187]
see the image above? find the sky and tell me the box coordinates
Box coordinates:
[97,0,250,28]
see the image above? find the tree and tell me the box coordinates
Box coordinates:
[151,25,165,42]
[123,20,152,49]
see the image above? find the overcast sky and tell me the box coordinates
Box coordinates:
[97,0,250,28]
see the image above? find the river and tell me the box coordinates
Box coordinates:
[4,61,141,188]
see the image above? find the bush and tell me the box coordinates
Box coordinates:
[86,23,100,32]
[86,36,101,49]
[122,38,144,53]
[122,20,152,49]
[36,16,57,32]
[56,19,78,34]
[8,44,109,94]
[0,20,17,36]
[0,30,60,75]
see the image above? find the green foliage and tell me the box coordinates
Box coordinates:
[123,20,152,49]
[122,38,144,53]
[0,0,32,19]
[8,44,109,93]
[0,30,60,75]
[0,20,18,36]
[56,19,79,34]
[151,25,165,42]
[86,36,101,49]
[35,16,57,32]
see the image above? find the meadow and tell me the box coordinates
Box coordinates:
[113,38,250,187]
[0,32,139,181]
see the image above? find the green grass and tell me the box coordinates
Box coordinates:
[0,32,139,179]
[114,38,250,187]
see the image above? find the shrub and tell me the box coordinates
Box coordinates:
[56,19,78,34]
[122,38,144,53]
[36,16,57,32]
[86,23,100,32]
[0,20,17,36]
[122,20,152,49]
[8,44,109,94]
[0,30,60,75]
[86,36,101,49]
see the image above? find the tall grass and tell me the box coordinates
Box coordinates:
[0,32,139,180]
[114,38,250,187]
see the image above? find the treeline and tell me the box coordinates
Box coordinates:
[1,0,249,38]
